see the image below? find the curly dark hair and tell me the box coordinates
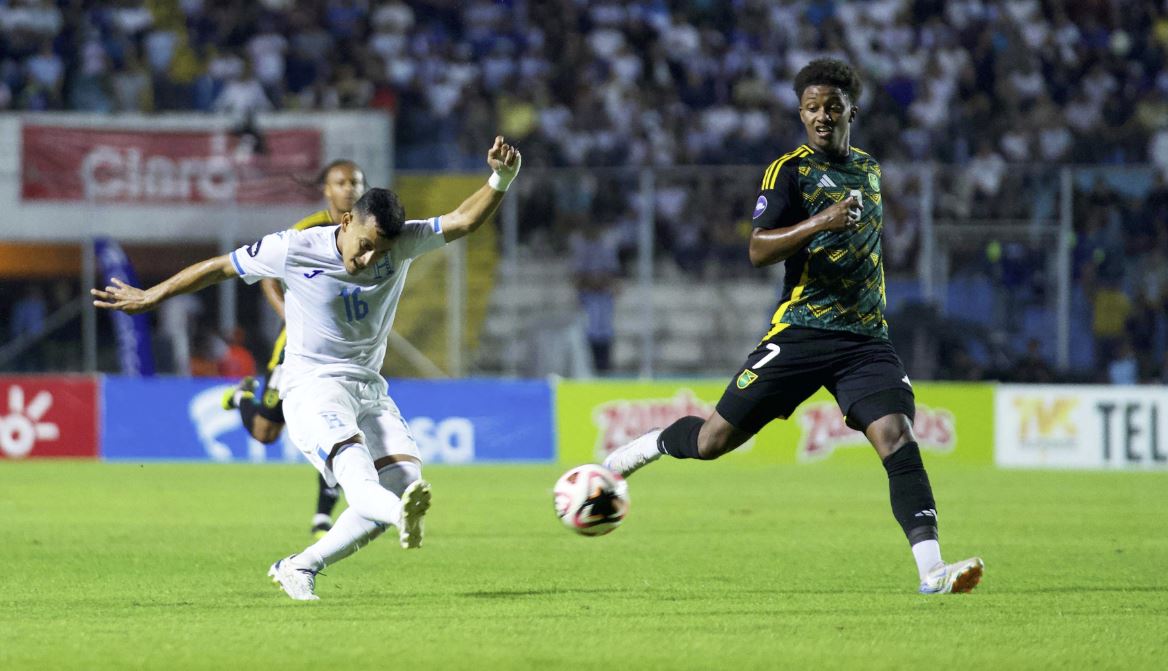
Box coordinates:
[793,58,862,102]
[353,188,406,238]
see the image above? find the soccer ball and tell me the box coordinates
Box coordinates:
[553,464,629,536]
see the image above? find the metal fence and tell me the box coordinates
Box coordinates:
[481,161,1118,380]
[3,161,1162,381]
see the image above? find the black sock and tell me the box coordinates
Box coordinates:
[882,442,939,545]
[239,396,259,433]
[316,474,340,517]
[658,416,704,459]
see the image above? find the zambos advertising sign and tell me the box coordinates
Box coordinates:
[555,380,993,466]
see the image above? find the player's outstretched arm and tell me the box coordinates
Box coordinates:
[748,195,860,267]
[439,135,522,243]
[91,254,238,315]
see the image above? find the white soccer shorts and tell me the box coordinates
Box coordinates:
[283,377,421,486]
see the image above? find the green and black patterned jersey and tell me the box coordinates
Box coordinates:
[750,144,888,341]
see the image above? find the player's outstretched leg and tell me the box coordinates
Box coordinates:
[919,557,985,594]
[398,479,431,549]
[312,474,340,539]
[268,555,319,601]
[604,413,752,478]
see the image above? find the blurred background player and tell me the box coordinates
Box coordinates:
[604,59,983,595]
[222,159,366,538]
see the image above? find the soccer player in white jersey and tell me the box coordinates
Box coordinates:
[92,137,522,601]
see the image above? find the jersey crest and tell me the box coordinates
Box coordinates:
[736,369,758,389]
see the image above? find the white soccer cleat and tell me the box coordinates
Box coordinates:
[268,555,319,601]
[602,429,663,478]
[399,479,432,549]
[919,557,984,594]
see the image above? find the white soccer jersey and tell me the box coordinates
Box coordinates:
[230,219,445,393]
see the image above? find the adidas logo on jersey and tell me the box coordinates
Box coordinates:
[817,174,837,189]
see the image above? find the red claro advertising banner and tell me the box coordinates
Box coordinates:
[0,376,99,459]
[20,124,321,204]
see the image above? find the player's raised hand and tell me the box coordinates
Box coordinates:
[91,277,155,314]
[487,135,522,176]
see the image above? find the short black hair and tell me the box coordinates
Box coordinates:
[352,188,406,238]
[793,58,862,103]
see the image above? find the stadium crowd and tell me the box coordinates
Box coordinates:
[2,0,1166,381]
[2,0,1167,169]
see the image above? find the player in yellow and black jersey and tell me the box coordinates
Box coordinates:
[752,140,887,339]
[603,59,984,595]
[221,159,365,538]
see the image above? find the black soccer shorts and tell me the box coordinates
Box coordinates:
[254,371,286,423]
[715,325,915,435]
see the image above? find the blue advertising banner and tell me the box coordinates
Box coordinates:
[94,238,155,376]
[100,376,554,463]
[387,378,555,463]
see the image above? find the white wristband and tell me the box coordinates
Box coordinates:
[488,171,514,192]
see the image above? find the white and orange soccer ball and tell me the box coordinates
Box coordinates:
[553,464,629,536]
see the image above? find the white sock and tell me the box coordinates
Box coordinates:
[634,429,663,457]
[289,461,423,572]
[377,461,421,497]
[605,429,662,476]
[331,443,403,526]
[292,508,387,571]
[911,540,943,581]
[312,513,332,528]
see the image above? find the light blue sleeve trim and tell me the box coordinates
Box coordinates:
[230,251,245,276]
[431,216,442,234]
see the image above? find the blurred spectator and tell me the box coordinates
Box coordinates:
[23,40,63,108]
[8,284,47,370]
[570,220,621,374]
[966,140,1006,217]
[44,280,81,372]
[159,294,203,375]
[111,47,153,112]
[212,64,272,116]
[1107,338,1139,385]
[217,327,257,377]
[1125,292,1161,380]
[1093,278,1132,363]
[189,327,226,377]
[1013,338,1054,384]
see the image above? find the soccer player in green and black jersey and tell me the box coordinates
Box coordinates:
[604,58,984,595]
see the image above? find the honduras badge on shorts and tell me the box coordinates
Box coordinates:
[736,369,758,389]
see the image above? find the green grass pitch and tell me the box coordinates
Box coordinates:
[2,459,1166,670]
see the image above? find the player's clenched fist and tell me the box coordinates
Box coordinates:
[818,195,861,232]
[488,136,522,177]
